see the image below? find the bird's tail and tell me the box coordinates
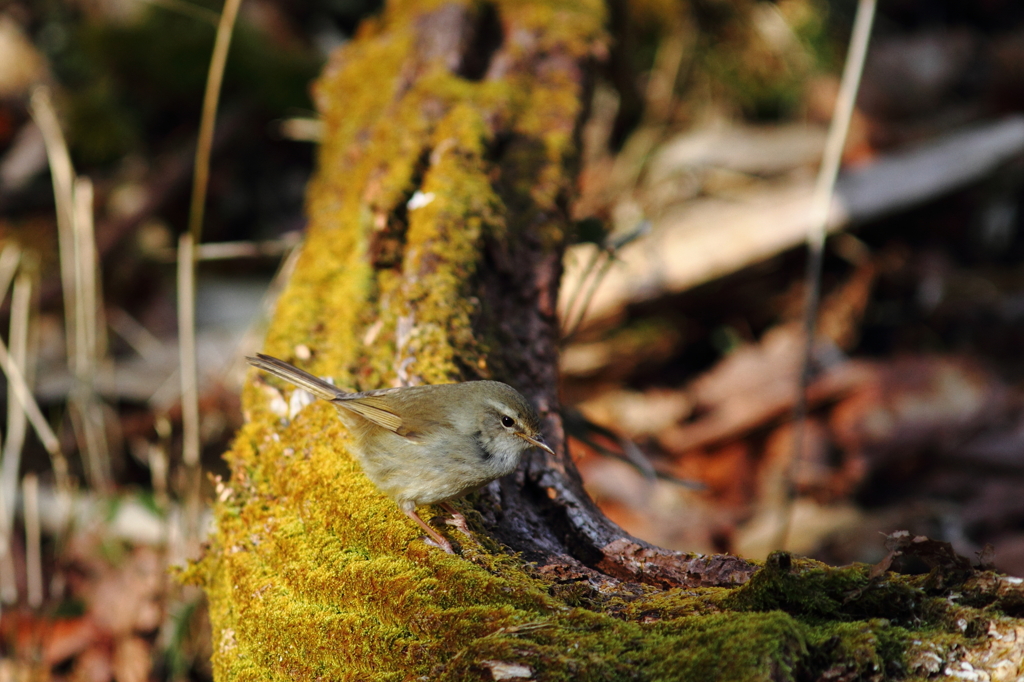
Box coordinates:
[246,353,345,401]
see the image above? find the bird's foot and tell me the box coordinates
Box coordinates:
[422,534,454,554]
[405,508,455,553]
[440,502,473,538]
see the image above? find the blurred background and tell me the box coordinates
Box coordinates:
[4,0,1024,678]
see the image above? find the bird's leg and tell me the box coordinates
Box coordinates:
[403,507,454,554]
[440,502,472,538]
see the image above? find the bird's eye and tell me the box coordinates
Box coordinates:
[501,416,515,428]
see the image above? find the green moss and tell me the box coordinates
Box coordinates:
[723,553,933,625]
[202,397,999,681]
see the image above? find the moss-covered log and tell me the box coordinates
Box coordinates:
[190,0,1024,679]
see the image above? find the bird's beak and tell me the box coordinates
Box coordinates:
[517,433,555,455]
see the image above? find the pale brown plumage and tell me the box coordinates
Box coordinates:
[247,353,552,553]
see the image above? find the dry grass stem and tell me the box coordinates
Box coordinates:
[148,442,169,505]
[74,176,107,367]
[607,19,691,196]
[0,332,68,487]
[0,244,21,524]
[22,473,42,608]
[279,117,324,142]
[0,530,16,605]
[175,0,242,546]
[31,87,113,492]
[807,0,878,253]
[0,256,29,610]
[68,177,113,492]
[148,367,183,412]
[782,0,878,550]
[108,306,165,361]
[187,0,243,243]
[69,398,112,493]
[29,87,78,366]
[177,234,199,470]
[191,234,301,260]
[0,245,22,303]
[149,233,302,262]
[72,177,92,378]
[154,416,172,504]
[1,272,33,536]
[177,234,203,545]
[229,238,302,384]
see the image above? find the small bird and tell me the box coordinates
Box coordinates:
[246,353,553,553]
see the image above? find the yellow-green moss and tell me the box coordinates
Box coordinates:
[195,0,1003,679]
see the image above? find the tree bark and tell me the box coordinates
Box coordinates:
[191,1,1024,679]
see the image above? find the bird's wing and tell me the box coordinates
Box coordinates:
[336,395,442,442]
[336,395,405,432]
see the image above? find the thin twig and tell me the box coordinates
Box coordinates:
[556,22,683,339]
[641,22,689,125]
[23,473,42,608]
[187,0,243,243]
[603,17,692,203]
[779,0,877,551]
[560,246,604,338]
[562,250,612,341]
[561,221,650,341]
